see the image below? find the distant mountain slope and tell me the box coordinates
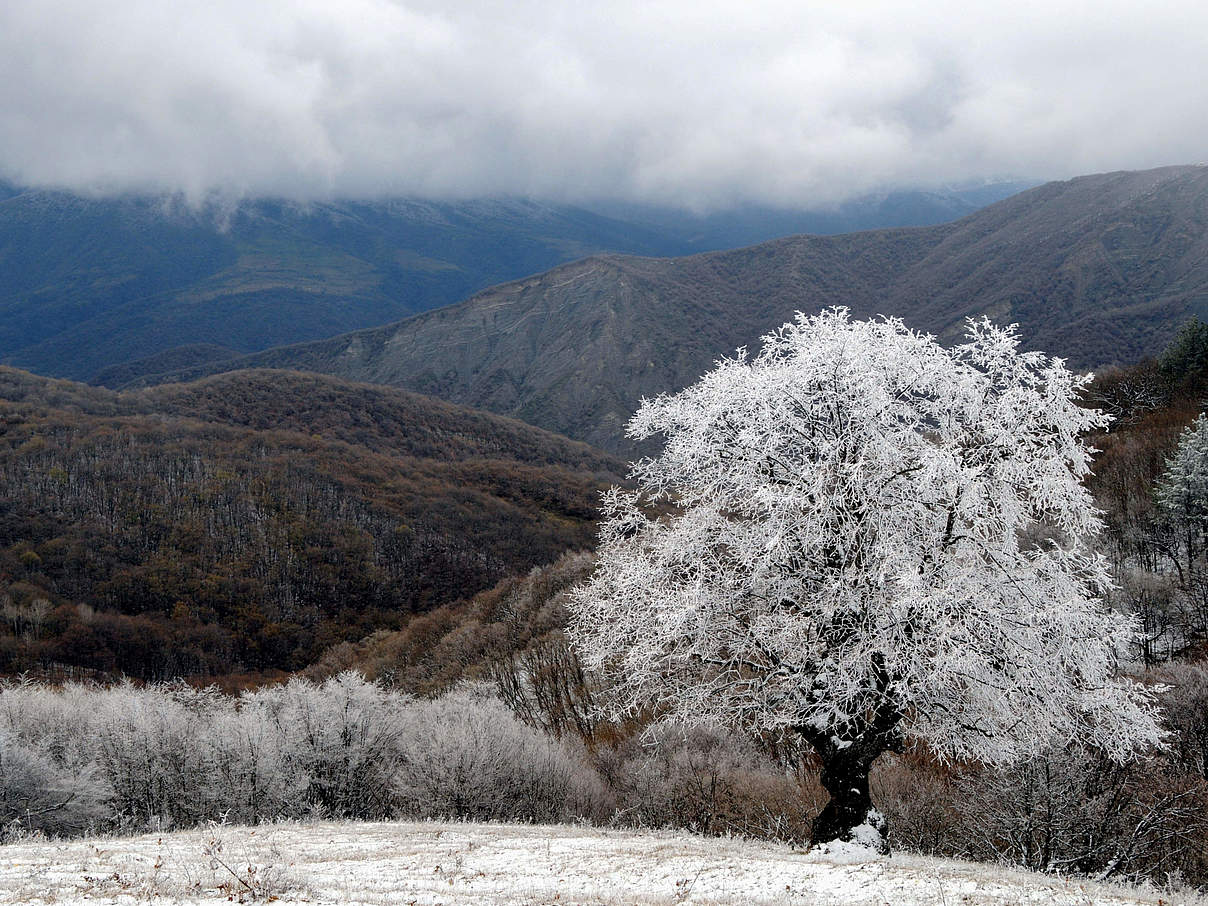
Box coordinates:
[0,367,622,680]
[0,183,1018,383]
[91,344,241,388]
[0,193,686,381]
[149,166,1208,453]
[588,181,1035,250]
[885,165,1208,360]
[141,370,619,471]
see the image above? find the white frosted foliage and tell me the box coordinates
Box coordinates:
[1157,413,1208,532]
[569,308,1163,765]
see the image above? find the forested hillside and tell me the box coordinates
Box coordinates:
[155,166,1208,453]
[0,368,623,681]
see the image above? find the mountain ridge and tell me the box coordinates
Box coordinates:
[134,165,1208,452]
[0,183,1020,382]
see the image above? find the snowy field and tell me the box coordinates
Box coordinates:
[0,820,1195,906]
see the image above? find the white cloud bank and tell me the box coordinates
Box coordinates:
[1,0,1206,207]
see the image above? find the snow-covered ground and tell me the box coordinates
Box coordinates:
[0,820,1195,906]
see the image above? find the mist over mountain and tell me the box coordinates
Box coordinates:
[0,191,678,381]
[134,166,1208,454]
[586,181,1035,251]
[0,181,1024,383]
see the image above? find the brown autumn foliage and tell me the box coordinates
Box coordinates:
[305,551,595,692]
[1083,320,1208,662]
[0,368,624,681]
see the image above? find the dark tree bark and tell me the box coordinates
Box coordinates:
[801,654,901,853]
[810,740,889,852]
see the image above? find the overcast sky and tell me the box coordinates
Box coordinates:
[2,0,1206,209]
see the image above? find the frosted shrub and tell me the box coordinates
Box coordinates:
[394,689,604,823]
[206,700,304,824]
[249,672,411,819]
[0,729,108,840]
[92,682,232,829]
[0,676,597,836]
[0,680,98,766]
[0,675,417,830]
[0,680,213,832]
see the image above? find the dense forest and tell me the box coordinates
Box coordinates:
[0,369,623,682]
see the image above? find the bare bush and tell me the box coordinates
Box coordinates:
[604,722,817,842]
[0,675,605,836]
[871,753,965,856]
[1156,662,1208,780]
[489,632,599,742]
[951,750,1208,883]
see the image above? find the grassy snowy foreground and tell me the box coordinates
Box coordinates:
[0,821,1193,906]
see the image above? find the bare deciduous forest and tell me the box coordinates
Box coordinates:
[0,369,621,682]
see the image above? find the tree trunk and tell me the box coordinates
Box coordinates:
[802,654,900,853]
[810,747,888,853]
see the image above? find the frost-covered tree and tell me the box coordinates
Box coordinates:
[1150,413,1208,644]
[568,308,1163,851]
[1157,414,1208,557]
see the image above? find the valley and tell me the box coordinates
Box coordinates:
[132,166,1208,453]
[0,184,1017,384]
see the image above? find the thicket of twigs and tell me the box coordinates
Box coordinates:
[5,660,1208,888]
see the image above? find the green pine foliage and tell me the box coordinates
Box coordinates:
[1159,317,1208,388]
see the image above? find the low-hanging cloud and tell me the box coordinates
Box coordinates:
[2,0,1206,208]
